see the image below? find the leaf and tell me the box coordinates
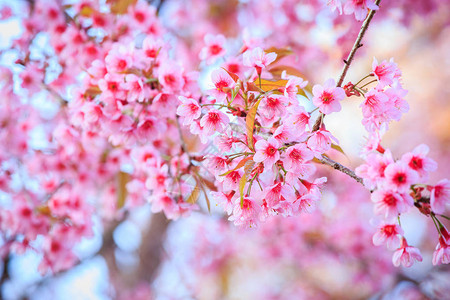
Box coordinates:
[117,171,130,209]
[199,178,217,192]
[239,173,247,208]
[221,67,240,82]
[239,159,255,208]
[36,205,51,216]
[108,0,137,14]
[186,184,200,204]
[246,97,263,151]
[312,157,321,164]
[219,156,253,176]
[331,143,347,157]
[264,47,294,65]
[246,81,263,92]
[80,6,95,17]
[254,78,288,93]
[194,174,212,212]
[268,66,306,79]
[204,190,211,212]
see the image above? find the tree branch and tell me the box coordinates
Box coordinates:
[318,155,364,185]
[312,0,382,132]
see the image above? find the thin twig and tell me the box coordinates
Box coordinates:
[312,0,381,132]
[318,155,364,185]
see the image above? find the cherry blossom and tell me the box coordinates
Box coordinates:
[253,138,281,169]
[400,144,437,180]
[208,69,235,103]
[199,109,229,135]
[384,162,419,193]
[373,222,404,250]
[430,179,450,214]
[176,96,201,125]
[392,238,423,267]
[371,189,413,220]
[344,0,379,21]
[432,237,450,265]
[242,47,276,75]
[199,34,227,64]
[312,79,345,114]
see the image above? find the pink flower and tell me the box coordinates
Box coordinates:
[204,155,229,176]
[401,144,437,180]
[211,191,235,215]
[373,222,404,250]
[98,73,126,100]
[253,137,280,169]
[20,64,44,95]
[285,106,311,133]
[158,62,184,92]
[312,79,345,114]
[282,73,307,100]
[199,109,229,135]
[432,237,450,265]
[259,94,288,119]
[208,69,235,103]
[283,144,314,172]
[384,162,419,193]
[199,34,227,64]
[105,45,133,73]
[177,96,201,125]
[264,182,295,210]
[372,189,413,220]
[360,89,388,118]
[384,86,409,121]
[392,238,423,267]
[142,36,164,61]
[148,192,181,220]
[243,47,277,75]
[430,179,450,214]
[273,125,298,144]
[355,151,394,189]
[372,57,398,88]
[327,0,343,14]
[344,0,378,21]
[123,74,151,103]
[228,196,261,227]
[307,128,338,155]
[222,170,243,191]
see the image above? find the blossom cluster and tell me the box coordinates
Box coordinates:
[177,46,348,227]
[352,60,450,267]
[0,0,204,275]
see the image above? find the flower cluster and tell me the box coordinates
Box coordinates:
[352,59,450,267]
[177,46,349,227]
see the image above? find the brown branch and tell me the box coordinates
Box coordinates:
[0,255,11,300]
[312,0,381,132]
[318,155,364,185]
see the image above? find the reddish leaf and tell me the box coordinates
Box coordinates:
[220,156,254,176]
